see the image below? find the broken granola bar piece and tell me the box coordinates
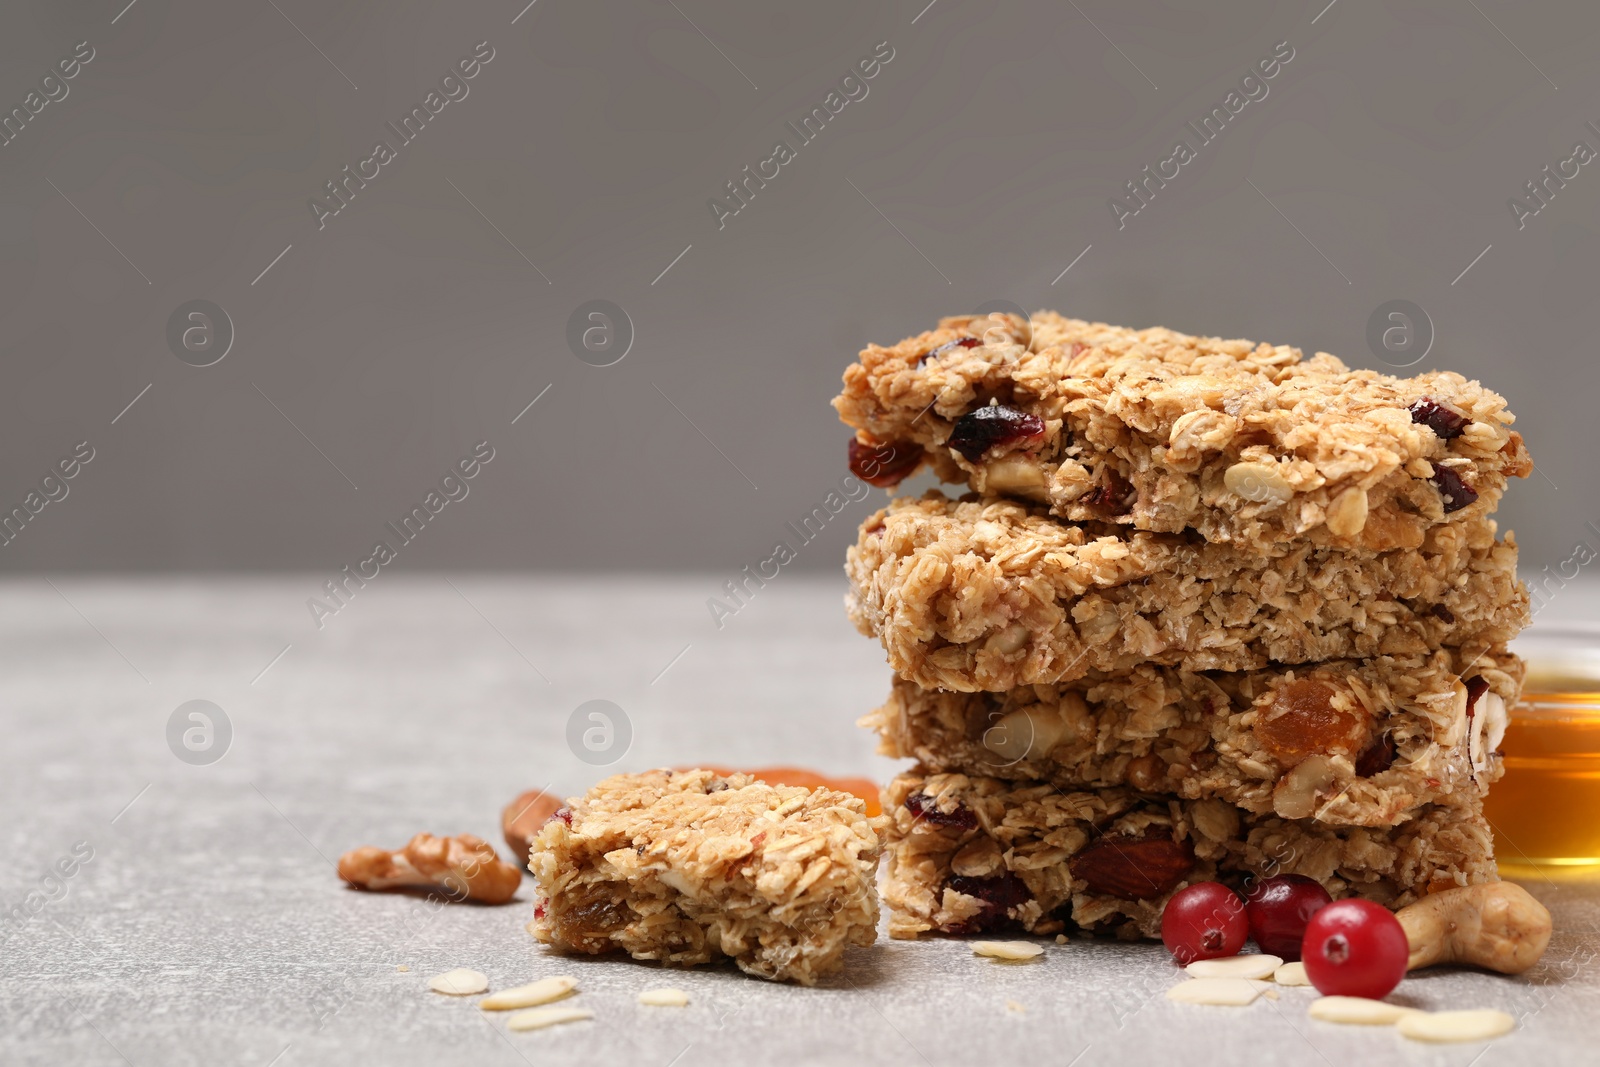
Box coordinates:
[528,769,886,985]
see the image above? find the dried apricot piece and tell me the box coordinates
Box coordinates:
[1254,678,1370,764]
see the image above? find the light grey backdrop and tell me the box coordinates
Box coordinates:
[0,0,1591,576]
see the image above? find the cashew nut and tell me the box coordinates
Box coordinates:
[1395,881,1552,974]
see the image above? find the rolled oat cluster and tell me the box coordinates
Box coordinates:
[834,310,1532,939]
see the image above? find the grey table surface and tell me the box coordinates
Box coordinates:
[3,575,1597,1067]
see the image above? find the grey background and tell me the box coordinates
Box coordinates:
[0,0,1591,577]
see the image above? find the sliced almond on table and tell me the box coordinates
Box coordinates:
[1186,954,1283,980]
[428,968,489,996]
[1166,978,1271,1006]
[506,1005,595,1032]
[1273,961,1310,986]
[1397,1010,1516,1043]
[972,940,1044,961]
[480,976,578,1011]
[1308,996,1422,1026]
[638,988,690,1007]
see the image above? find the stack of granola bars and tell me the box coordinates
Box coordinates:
[834,311,1532,940]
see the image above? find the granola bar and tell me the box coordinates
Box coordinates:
[527,769,885,985]
[881,770,1498,941]
[864,648,1523,827]
[847,492,1527,691]
[835,312,1532,551]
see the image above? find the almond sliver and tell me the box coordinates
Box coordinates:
[1185,954,1283,980]
[1309,996,1422,1026]
[1273,961,1311,986]
[1397,1009,1515,1043]
[973,940,1044,961]
[506,1006,594,1032]
[1165,978,1269,1006]
[480,976,577,1011]
[428,968,489,996]
[638,988,690,1007]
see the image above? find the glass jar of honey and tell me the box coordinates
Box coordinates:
[1484,621,1600,876]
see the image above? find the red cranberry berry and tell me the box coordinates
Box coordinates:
[1429,464,1478,512]
[848,437,922,488]
[1301,899,1409,999]
[919,336,982,364]
[1160,881,1249,964]
[904,792,977,830]
[1408,397,1471,439]
[946,404,1045,462]
[1243,874,1332,960]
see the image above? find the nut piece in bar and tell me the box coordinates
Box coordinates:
[338,832,522,905]
[528,769,886,985]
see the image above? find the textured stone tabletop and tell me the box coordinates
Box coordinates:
[3,576,1596,1066]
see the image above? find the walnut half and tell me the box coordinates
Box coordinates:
[337,832,521,905]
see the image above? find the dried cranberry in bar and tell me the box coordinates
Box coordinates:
[946,404,1045,462]
[1409,396,1472,440]
[1430,464,1479,512]
[918,336,982,364]
[1354,732,1397,778]
[945,872,1031,932]
[904,792,978,830]
[1082,470,1134,512]
[848,437,922,488]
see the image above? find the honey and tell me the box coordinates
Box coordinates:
[1485,691,1600,873]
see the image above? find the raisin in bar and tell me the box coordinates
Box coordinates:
[881,770,1498,941]
[527,769,885,985]
[835,312,1532,551]
[864,648,1522,827]
[847,492,1527,692]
